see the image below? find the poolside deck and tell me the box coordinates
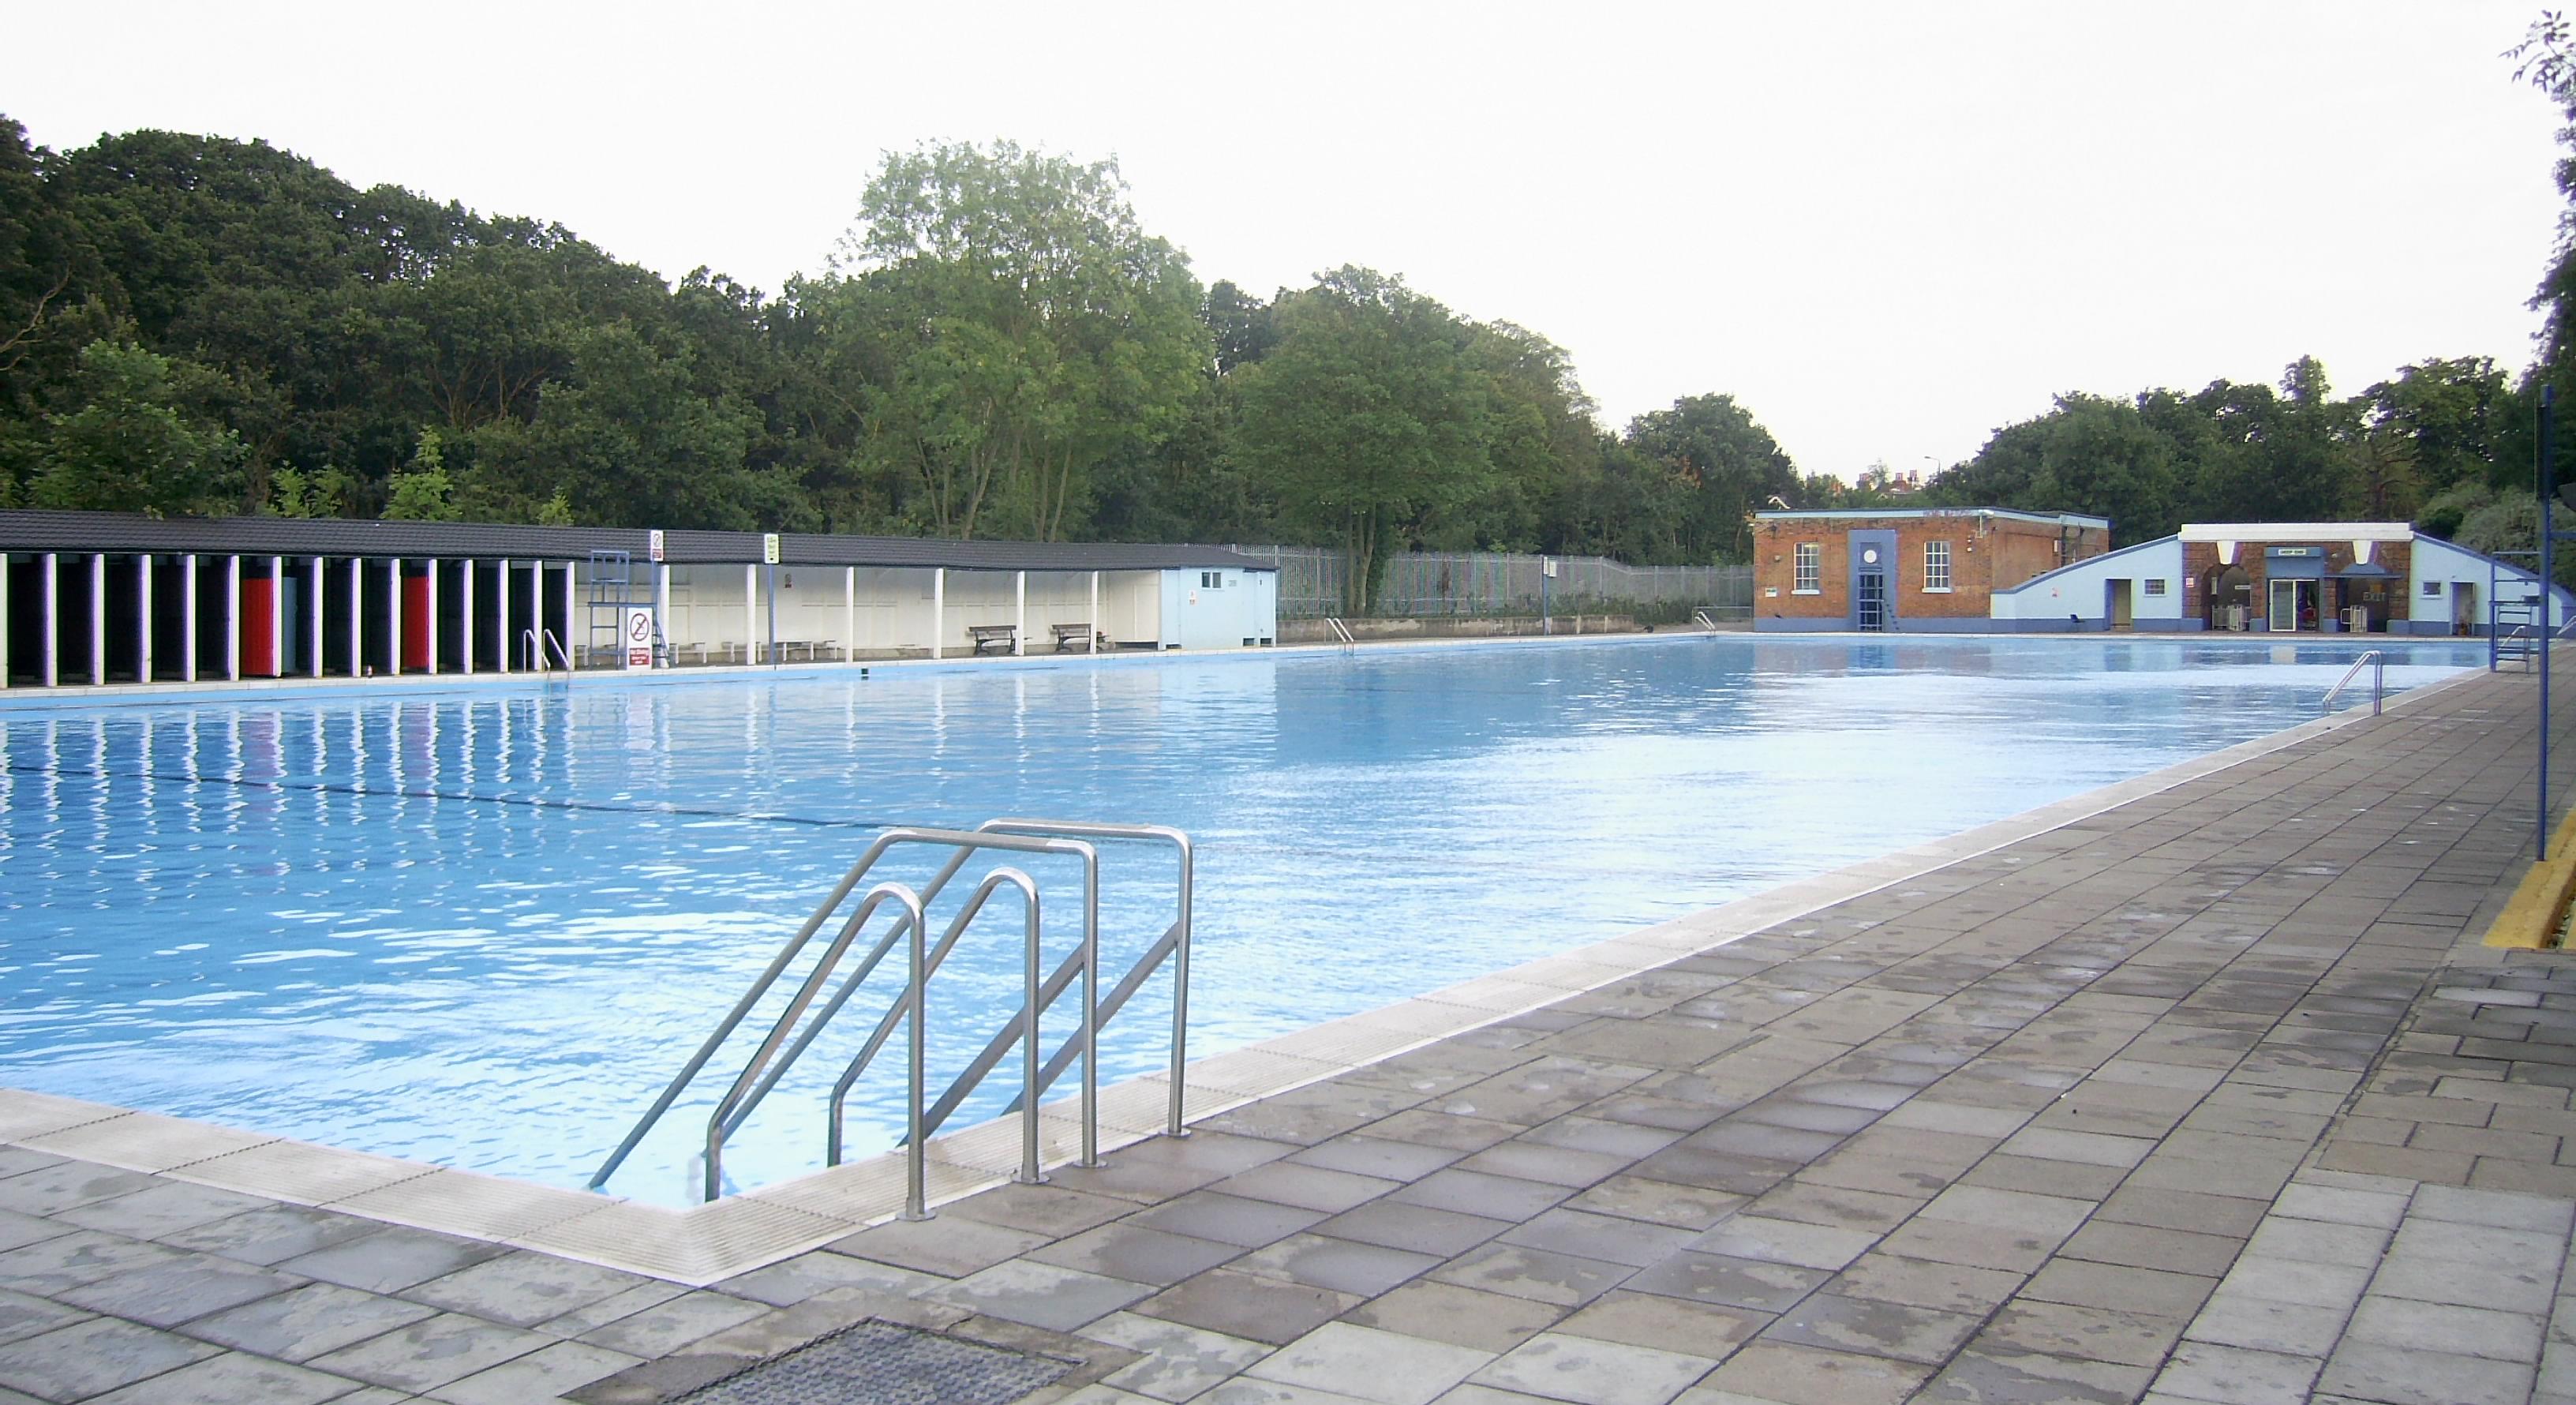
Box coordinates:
[6,661,2576,1403]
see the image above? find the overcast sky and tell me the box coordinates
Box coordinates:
[6,2,2566,481]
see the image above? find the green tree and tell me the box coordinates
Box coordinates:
[21,339,245,514]
[1235,267,1493,612]
[825,140,1208,540]
[380,427,460,521]
[1621,394,1799,563]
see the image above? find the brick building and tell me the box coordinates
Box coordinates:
[1751,508,2113,632]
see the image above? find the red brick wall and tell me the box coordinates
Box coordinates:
[1755,514,2109,622]
[2181,538,2413,628]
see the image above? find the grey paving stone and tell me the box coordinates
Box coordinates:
[1685,1339,1929,1405]
[1316,1202,1515,1259]
[0,1229,189,1294]
[1245,1321,1493,1405]
[156,1205,380,1266]
[0,1162,161,1216]
[181,1280,440,1362]
[1467,1331,1718,1405]
[1764,1291,1981,1366]
[399,1250,653,1328]
[1134,1268,1360,1346]
[1081,1310,1271,1401]
[2182,1288,2349,1357]
[0,1289,85,1351]
[1829,1252,2027,1315]
[711,1250,938,1307]
[1552,1290,1764,1360]
[1619,1251,1828,1315]
[943,1181,1140,1237]
[1688,1216,1876,1272]
[571,1291,769,1357]
[926,1259,1154,1332]
[2368,1249,2558,1311]
[534,1280,692,1338]
[275,1227,503,1294]
[1233,1234,1443,1298]
[1915,1347,2155,1405]
[1290,1137,1470,1183]
[2345,1296,2547,1362]
[1456,1142,1631,1190]
[1209,1161,1404,1215]
[1127,1190,1331,1250]
[78,1350,358,1405]
[2317,1340,2536,1405]
[52,1182,276,1241]
[301,1311,552,1393]
[826,1212,1051,1274]
[2240,1216,2388,1269]
[55,1253,305,1328]
[0,1317,219,1401]
[1981,1299,2183,1369]
[421,1338,643,1404]
[0,1212,63,1257]
[2021,1259,2216,1319]
[1431,1245,1634,1309]
[1343,1280,1567,1355]
[1028,1222,1245,1286]
[1391,1170,1575,1223]
[1496,1209,1698,1270]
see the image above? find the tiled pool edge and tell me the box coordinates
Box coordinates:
[0,667,2481,1285]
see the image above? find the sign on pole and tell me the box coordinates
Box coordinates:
[648,529,665,564]
[762,533,781,566]
[1541,556,1559,579]
[623,606,654,669]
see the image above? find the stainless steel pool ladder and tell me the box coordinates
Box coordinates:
[1692,609,1719,632]
[521,628,573,680]
[588,819,1194,1217]
[2323,650,2385,717]
[1324,617,1357,651]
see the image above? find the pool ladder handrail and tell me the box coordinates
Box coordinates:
[2323,650,2385,717]
[521,628,573,678]
[1692,609,1719,632]
[1324,617,1357,651]
[588,819,1193,1218]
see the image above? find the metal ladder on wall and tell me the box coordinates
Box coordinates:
[589,819,1194,1216]
[2323,650,2386,717]
[521,628,573,689]
[586,550,665,667]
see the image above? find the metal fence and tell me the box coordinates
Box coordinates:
[1232,545,1754,620]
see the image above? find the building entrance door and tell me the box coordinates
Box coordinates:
[1855,569,1887,631]
[2268,579,2317,631]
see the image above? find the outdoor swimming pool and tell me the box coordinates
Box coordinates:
[0,635,2485,1205]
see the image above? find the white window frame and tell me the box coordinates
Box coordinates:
[2144,579,2168,597]
[2422,580,2444,598]
[1792,542,1820,594]
[1923,541,1952,593]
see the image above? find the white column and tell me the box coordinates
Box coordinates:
[181,554,197,683]
[560,562,575,667]
[224,555,241,682]
[88,553,106,685]
[136,555,152,684]
[932,567,945,660]
[460,559,474,676]
[744,562,758,665]
[309,557,324,679]
[655,562,672,667]
[1014,570,1026,655]
[0,553,10,688]
[348,557,362,676]
[425,558,440,676]
[1088,571,1099,652]
[268,556,283,678]
[387,557,401,677]
[39,553,56,687]
[844,566,856,662]
[496,558,511,674]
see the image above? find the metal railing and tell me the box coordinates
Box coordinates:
[590,818,1192,1219]
[2323,650,2386,717]
[1693,609,1719,631]
[1324,618,1357,650]
[521,628,572,676]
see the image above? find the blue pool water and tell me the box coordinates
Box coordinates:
[0,635,2484,1203]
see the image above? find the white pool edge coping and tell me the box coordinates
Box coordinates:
[0,665,2481,1285]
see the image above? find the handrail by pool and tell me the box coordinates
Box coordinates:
[2323,650,2385,717]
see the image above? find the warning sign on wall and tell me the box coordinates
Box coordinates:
[624,607,655,669]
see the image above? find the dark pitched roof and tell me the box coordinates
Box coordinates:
[0,510,1273,572]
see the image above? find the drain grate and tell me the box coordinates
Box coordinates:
[677,1321,1073,1405]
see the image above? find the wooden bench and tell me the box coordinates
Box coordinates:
[968,624,1017,655]
[1051,623,1107,654]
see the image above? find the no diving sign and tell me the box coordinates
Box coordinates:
[624,607,655,669]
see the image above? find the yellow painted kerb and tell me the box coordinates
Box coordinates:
[2485,807,2576,949]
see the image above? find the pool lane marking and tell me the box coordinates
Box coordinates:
[1,761,900,832]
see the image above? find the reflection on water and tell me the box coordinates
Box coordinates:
[0,635,2483,1202]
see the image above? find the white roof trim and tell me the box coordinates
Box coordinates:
[2177,522,2413,542]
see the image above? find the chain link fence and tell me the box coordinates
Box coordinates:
[1232,545,1754,621]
